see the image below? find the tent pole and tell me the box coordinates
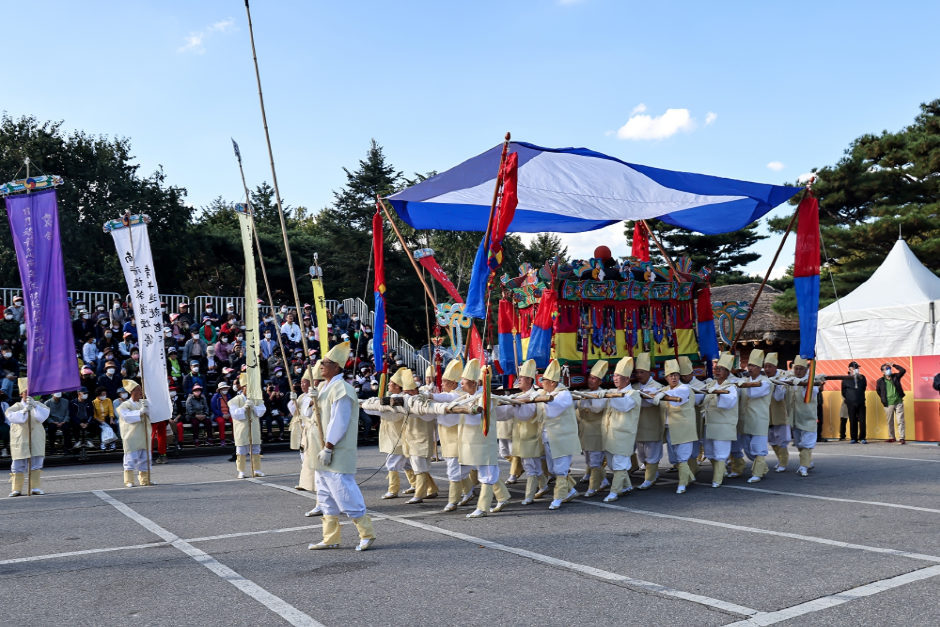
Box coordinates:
[641,220,679,276]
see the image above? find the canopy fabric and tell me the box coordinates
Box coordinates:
[817,239,940,359]
[387,142,801,235]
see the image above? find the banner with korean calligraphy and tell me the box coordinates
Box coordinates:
[235,208,263,401]
[109,220,170,423]
[4,189,79,395]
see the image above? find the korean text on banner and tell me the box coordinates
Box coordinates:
[236,211,263,401]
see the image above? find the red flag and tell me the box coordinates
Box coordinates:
[417,254,462,303]
[487,151,519,271]
[632,221,650,261]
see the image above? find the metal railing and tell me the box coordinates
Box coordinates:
[134,294,191,315]
[341,296,421,371]
[2,288,123,310]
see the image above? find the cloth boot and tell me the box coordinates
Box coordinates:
[123,470,135,486]
[752,456,768,478]
[644,462,659,483]
[461,476,475,496]
[352,515,376,540]
[138,471,151,486]
[712,460,726,486]
[677,462,691,487]
[9,472,24,495]
[553,475,570,500]
[493,480,510,503]
[525,475,539,501]
[413,473,429,499]
[541,458,550,477]
[29,469,42,492]
[799,449,812,467]
[469,468,479,486]
[236,455,247,474]
[448,481,462,505]
[776,446,789,468]
[476,483,494,512]
[589,466,603,492]
[250,454,261,473]
[322,515,341,545]
[426,474,439,496]
[629,453,640,473]
[771,444,780,460]
[404,468,417,490]
[730,457,746,475]
[510,456,524,478]
[610,470,627,495]
[388,471,401,494]
[538,473,548,490]
[687,458,699,476]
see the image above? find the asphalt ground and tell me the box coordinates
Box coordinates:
[2,441,940,627]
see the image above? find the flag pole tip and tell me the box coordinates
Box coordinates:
[505,132,511,141]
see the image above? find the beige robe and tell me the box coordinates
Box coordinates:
[663,385,699,445]
[116,399,149,453]
[511,388,544,459]
[537,386,581,459]
[742,375,773,436]
[308,378,360,475]
[577,396,606,451]
[703,382,739,442]
[6,401,48,459]
[601,388,642,456]
[457,392,499,466]
[635,379,666,442]
[230,395,263,446]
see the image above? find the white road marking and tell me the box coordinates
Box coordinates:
[373,511,759,617]
[247,477,318,499]
[813,452,940,463]
[93,491,325,627]
[717,483,940,514]
[721,565,940,626]
[0,542,169,566]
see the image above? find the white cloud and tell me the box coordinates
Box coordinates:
[631,103,647,115]
[705,111,717,125]
[179,17,237,53]
[798,172,816,184]
[766,161,786,172]
[617,108,695,141]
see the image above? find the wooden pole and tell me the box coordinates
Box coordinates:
[482,133,512,254]
[728,195,804,355]
[641,220,679,276]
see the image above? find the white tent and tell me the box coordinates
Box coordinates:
[817,239,940,359]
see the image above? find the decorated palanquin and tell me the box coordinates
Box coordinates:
[500,250,714,378]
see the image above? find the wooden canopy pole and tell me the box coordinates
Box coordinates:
[641,219,679,276]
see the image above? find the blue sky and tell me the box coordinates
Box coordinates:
[6,1,939,277]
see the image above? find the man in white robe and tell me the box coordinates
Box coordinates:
[5,378,49,496]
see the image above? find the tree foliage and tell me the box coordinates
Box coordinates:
[769,99,940,316]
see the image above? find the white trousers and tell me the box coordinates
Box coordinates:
[522,457,544,477]
[584,450,604,468]
[703,439,732,460]
[409,455,432,474]
[123,450,148,471]
[636,440,664,464]
[665,430,694,465]
[470,464,501,485]
[236,444,261,455]
[793,428,817,450]
[498,438,513,458]
[741,434,769,460]
[386,453,411,472]
[604,452,631,471]
[767,424,792,447]
[444,457,471,481]
[315,470,367,519]
[11,456,44,473]
[543,441,572,477]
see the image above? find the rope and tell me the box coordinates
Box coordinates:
[820,231,854,360]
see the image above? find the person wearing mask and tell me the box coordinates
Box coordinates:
[876,361,907,444]
[185,384,212,446]
[183,361,205,397]
[117,332,135,360]
[176,302,194,327]
[79,366,98,392]
[97,349,120,376]
[122,313,138,342]
[110,300,127,328]
[183,330,208,368]
[93,386,119,450]
[840,361,868,443]
[93,301,109,323]
[167,386,186,451]
[122,348,141,382]
[166,348,184,389]
[260,313,278,338]
[163,327,180,352]
[214,334,233,364]
[263,381,287,441]
[219,315,239,338]
[276,304,291,327]
[45,392,72,454]
[333,305,350,334]
[204,303,220,326]
[280,313,302,349]
[225,302,240,321]
[69,387,95,451]
[230,374,266,478]
[116,380,153,487]
[259,328,276,362]
[1,346,20,399]
[197,316,218,345]
[5,379,50,496]
[211,381,233,446]
[97,325,118,355]
[6,295,25,324]
[1,310,22,356]
[97,360,124,401]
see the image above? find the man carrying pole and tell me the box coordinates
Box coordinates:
[230,374,266,479]
[117,380,153,488]
[6,379,48,496]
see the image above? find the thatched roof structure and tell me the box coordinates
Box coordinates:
[711,283,800,348]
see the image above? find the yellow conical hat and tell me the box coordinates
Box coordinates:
[443,359,463,383]
[717,354,735,371]
[677,356,693,376]
[518,359,537,379]
[238,373,248,387]
[542,359,562,382]
[663,359,680,376]
[324,341,350,365]
[748,349,765,368]
[399,368,417,391]
[792,355,809,368]
[614,356,634,378]
[425,366,434,381]
[462,359,481,381]
[764,352,779,367]
[635,352,651,371]
[302,362,322,383]
[122,379,139,392]
[17,377,27,396]
[589,361,609,379]
[390,369,404,387]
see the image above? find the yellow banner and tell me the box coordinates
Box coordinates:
[236,212,263,401]
[311,278,330,357]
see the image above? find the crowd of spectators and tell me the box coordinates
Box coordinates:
[0,294,396,459]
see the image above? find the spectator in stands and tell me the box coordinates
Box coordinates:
[183,329,207,367]
[80,366,98,391]
[93,301,108,323]
[168,386,185,451]
[203,303,220,326]
[75,307,96,340]
[290,360,305,381]
[220,315,240,339]
[163,326,180,351]
[211,380,232,446]
[260,328,276,360]
[45,392,72,454]
[6,295,25,324]
[215,333,233,364]
[69,387,95,448]
[262,381,286,442]
[267,347,284,379]
[186,384,213,446]
[1,309,21,352]
[205,346,219,384]
[840,361,868,443]
[302,302,314,322]
[176,302,194,327]
[94,317,111,342]
[167,348,183,389]
[280,313,301,348]
[229,344,246,373]
[197,316,218,345]
[276,304,290,326]
[98,325,118,354]
[876,361,907,444]
[98,360,123,400]
[117,332,135,359]
[1,347,20,399]
[0,390,8,457]
[93,386,118,450]
[97,348,118,376]
[122,312,138,341]
[183,360,205,397]
[225,302,240,321]
[82,335,98,370]
[334,305,350,333]
[122,348,141,382]
[260,313,277,339]
[110,299,127,328]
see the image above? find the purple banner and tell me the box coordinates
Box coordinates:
[5,189,80,395]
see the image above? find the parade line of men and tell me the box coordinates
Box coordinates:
[6,345,821,553]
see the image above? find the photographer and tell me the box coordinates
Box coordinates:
[263,382,287,442]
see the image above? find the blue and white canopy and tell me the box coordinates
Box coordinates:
[387,142,801,235]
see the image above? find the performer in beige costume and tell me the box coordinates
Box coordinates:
[633,353,666,490]
[116,380,153,488]
[366,371,416,499]
[790,356,820,477]
[307,342,376,551]
[702,354,739,488]
[677,356,706,477]
[289,365,319,490]
[600,357,642,503]
[5,379,49,496]
[763,352,793,473]
[529,359,582,510]
[660,360,699,494]
[578,360,610,497]
[429,360,476,511]
[395,368,440,504]
[739,349,774,483]
[230,374,267,479]
[510,359,548,505]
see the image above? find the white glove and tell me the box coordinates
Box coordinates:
[317,448,333,465]
[290,392,298,400]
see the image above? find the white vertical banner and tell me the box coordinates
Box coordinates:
[109,219,171,423]
[236,207,263,401]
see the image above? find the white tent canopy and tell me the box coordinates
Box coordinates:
[817,239,940,359]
